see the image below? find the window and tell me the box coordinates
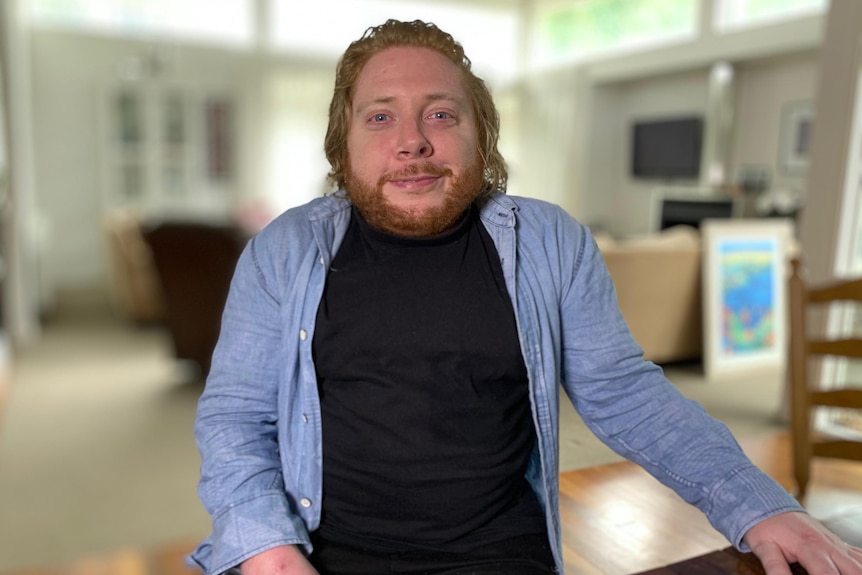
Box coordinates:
[530,0,699,67]
[26,0,519,79]
[27,0,253,47]
[715,0,829,31]
[268,0,520,84]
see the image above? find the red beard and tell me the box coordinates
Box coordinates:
[344,159,485,238]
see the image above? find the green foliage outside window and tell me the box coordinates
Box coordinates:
[738,0,827,20]
[539,0,698,59]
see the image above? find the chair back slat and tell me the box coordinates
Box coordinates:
[808,279,862,303]
[811,441,862,461]
[810,389,862,408]
[808,339,862,358]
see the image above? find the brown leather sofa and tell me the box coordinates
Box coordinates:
[143,219,249,376]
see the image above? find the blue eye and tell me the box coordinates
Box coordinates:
[431,111,451,120]
[371,113,389,122]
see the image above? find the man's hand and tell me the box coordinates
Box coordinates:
[240,545,319,575]
[744,511,862,574]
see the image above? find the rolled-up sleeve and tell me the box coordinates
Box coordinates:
[190,237,311,575]
[556,220,803,551]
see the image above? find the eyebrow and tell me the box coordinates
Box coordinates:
[354,92,467,113]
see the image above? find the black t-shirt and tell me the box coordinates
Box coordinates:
[312,205,545,552]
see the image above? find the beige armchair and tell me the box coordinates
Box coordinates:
[595,226,703,364]
[103,210,166,324]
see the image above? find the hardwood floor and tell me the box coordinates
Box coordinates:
[2,432,860,575]
[0,539,201,575]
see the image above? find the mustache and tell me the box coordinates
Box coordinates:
[380,163,453,184]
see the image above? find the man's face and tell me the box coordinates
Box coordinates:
[344,45,484,237]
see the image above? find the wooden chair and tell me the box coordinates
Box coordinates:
[788,258,862,498]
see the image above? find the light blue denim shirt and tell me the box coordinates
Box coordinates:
[191,192,802,574]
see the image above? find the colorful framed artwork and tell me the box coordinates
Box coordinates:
[701,218,795,380]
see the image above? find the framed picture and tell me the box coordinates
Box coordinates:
[115,90,143,145]
[204,96,235,183]
[778,100,814,176]
[701,219,795,380]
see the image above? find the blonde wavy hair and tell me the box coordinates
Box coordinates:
[323,19,507,195]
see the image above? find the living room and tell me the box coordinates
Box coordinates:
[3,0,859,343]
[2,0,862,572]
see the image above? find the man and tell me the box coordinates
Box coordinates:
[191,19,862,575]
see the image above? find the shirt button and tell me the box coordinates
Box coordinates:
[302,414,309,423]
[299,329,307,341]
[319,257,325,265]
[300,498,312,508]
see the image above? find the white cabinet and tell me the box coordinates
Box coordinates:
[100,83,238,217]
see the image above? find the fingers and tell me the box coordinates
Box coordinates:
[832,544,862,574]
[751,540,793,575]
[744,512,862,574]
[794,541,862,575]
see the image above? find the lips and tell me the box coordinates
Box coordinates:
[387,162,450,177]
[390,174,439,185]
[382,163,452,189]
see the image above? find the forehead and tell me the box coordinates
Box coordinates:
[352,45,470,109]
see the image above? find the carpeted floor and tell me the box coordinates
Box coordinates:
[0,303,786,572]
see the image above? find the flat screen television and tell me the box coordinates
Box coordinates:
[631,117,703,180]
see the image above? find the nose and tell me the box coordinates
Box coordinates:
[397,119,432,158]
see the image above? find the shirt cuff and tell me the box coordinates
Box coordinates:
[707,462,805,551]
[189,491,312,575]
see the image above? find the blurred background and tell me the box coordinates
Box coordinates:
[1,0,862,572]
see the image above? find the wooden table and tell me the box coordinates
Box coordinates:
[559,433,862,574]
[634,547,804,574]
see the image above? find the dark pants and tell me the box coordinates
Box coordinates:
[307,533,557,575]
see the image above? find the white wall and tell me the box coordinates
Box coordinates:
[3,0,41,344]
[28,29,333,296]
[579,51,819,238]
[599,68,711,236]
[801,0,862,283]
[31,31,110,291]
[576,82,621,232]
[584,51,820,238]
[514,11,824,238]
[23,8,831,313]
[516,70,586,210]
[730,51,818,197]
[0,3,9,368]
[264,66,335,213]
